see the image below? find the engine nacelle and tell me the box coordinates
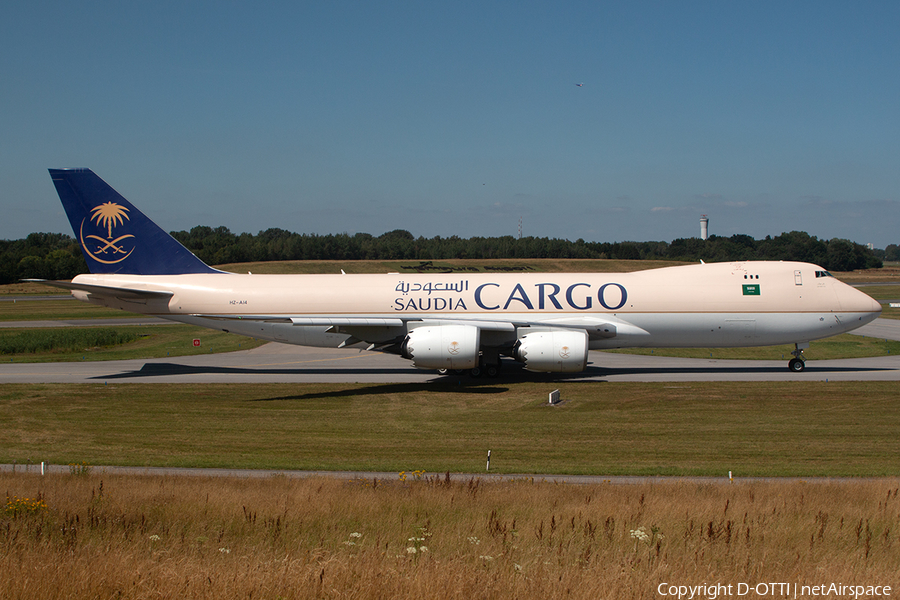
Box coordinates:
[401,325,480,370]
[513,329,589,373]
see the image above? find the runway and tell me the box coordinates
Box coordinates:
[2,318,899,383]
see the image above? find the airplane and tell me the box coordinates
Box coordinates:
[38,168,882,377]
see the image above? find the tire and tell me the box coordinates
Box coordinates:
[788,358,805,372]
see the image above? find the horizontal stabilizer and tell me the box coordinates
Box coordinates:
[23,279,174,300]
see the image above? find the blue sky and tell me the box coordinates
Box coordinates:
[3,1,899,248]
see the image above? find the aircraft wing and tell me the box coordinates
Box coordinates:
[193,313,518,331]
[190,312,641,371]
[191,312,645,344]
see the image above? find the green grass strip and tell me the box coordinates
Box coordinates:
[2,381,899,477]
[0,325,266,362]
[0,328,140,354]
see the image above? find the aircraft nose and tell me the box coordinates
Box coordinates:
[836,284,882,321]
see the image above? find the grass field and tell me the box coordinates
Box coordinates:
[0,324,266,362]
[0,327,140,354]
[856,284,900,301]
[3,381,900,477]
[1,472,898,599]
[841,265,900,283]
[0,298,141,321]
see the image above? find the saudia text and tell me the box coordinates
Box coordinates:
[393,280,627,312]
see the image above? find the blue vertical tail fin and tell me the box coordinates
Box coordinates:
[49,169,220,275]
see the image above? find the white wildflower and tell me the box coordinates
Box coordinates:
[630,528,650,543]
[630,525,664,549]
[419,546,428,553]
[407,547,417,554]
[349,532,362,538]
[467,536,481,545]
[218,547,231,554]
[149,535,161,542]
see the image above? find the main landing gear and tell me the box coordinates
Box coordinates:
[788,343,808,372]
[437,355,502,378]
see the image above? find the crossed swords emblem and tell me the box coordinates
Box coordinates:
[83,232,135,255]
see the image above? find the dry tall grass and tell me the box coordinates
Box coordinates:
[2,472,898,599]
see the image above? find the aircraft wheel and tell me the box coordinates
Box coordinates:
[437,368,449,375]
[453,369,466,375]
[485,364,500,378]
[788,358,805,372]
[469,366,483,378]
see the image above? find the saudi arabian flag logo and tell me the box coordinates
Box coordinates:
[79,202,135,264]
[742,284,761,296]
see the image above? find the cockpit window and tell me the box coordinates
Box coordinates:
[815,271,834,278]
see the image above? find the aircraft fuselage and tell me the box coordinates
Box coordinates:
[69,260,881,352]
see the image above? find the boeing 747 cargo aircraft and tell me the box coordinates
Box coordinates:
[39,169,882,377]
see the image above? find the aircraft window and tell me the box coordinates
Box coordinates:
[815,271,834,278]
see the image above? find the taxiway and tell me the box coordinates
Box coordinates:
[1,319,898,384]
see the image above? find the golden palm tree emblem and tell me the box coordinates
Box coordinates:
[90,202,130,238]
[79,201,135,264]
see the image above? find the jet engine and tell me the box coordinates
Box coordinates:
[513,329,589,373]
[401,324,480,370]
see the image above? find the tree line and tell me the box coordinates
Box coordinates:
[2,227,886,285]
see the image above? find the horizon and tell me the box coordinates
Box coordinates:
[7,221,884,252]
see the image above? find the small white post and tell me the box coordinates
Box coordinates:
[728,470,733,483]
[486,450,491,472]
[41,462,45,476]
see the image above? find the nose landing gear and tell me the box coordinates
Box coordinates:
[788,342,808,372]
